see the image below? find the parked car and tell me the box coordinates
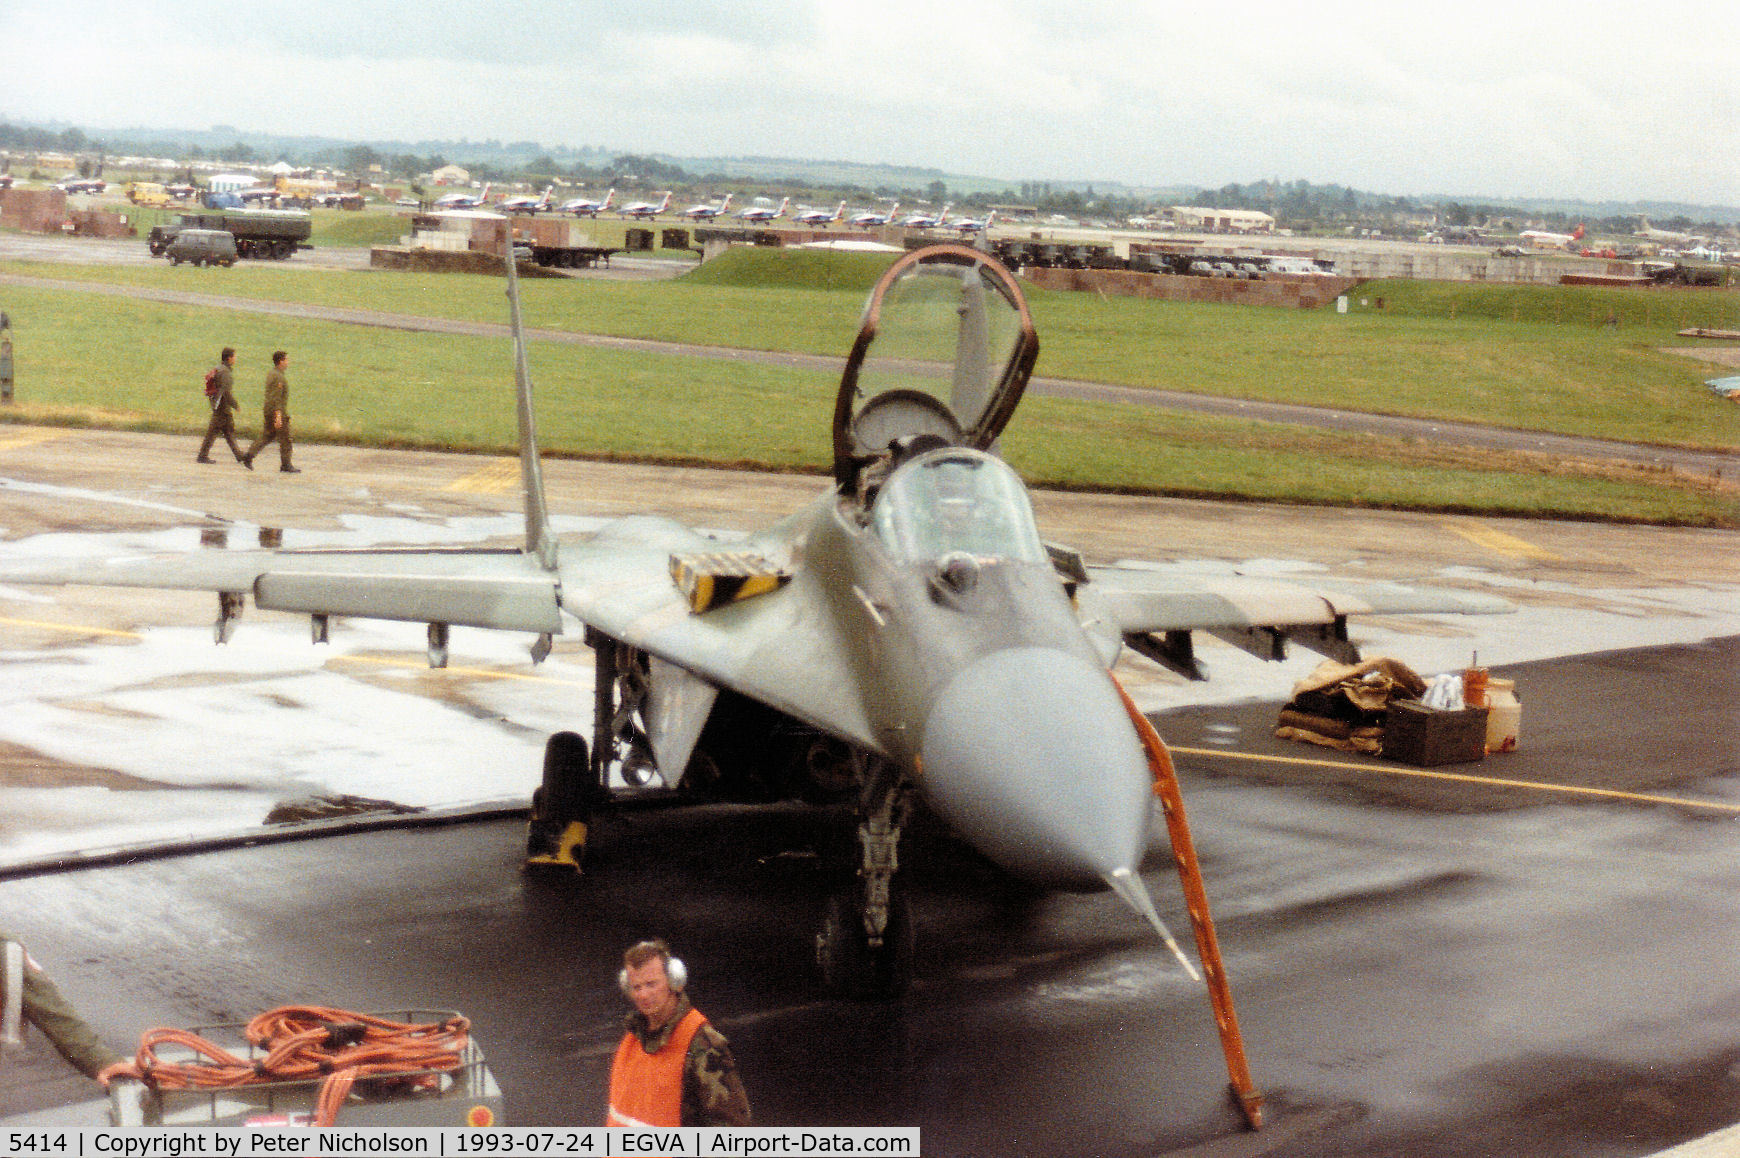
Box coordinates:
[164,229,238,267]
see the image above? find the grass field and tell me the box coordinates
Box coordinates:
[0,243,1734,526]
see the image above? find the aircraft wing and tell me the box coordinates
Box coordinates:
[0,510,879,753]
[1078,563,1511,678]
[0,545,564,634]
[553,515,882,754]
[1083,564,1513,633]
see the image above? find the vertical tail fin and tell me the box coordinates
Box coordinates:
[504,243,558,572]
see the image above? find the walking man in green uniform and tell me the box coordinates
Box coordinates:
[242,349,299,473]
[2,926,125,1083]
[196,346,246,464]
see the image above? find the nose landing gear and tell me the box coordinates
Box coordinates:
[816,765,914,998]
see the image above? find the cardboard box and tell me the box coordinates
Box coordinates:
[1383,700,1489,766]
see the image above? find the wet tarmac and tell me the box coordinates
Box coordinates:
[3,634,1737,1155]
[1,429,1737,1153]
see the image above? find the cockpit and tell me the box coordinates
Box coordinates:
[832,245,1039,504]
[871,449,1047,565]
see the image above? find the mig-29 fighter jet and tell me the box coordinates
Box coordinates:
[0,245,1509,1121]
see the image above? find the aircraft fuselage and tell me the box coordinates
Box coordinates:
[799,461,1155,890]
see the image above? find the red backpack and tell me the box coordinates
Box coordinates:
[203,366,220,399]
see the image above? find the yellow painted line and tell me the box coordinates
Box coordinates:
[446,459,520,494]
[1442,517,1562,561]
[1170,744,1740,815]
[0,615,141,639]
[326,653,580,684]
[0,430,66,451]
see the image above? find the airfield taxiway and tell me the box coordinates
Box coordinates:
[1,430,1738,1156]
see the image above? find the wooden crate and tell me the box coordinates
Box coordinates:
[1383,700,1489,766]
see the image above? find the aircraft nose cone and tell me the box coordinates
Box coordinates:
[920,646,1153,887]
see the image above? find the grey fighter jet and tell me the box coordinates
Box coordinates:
[0,247,1509,1024]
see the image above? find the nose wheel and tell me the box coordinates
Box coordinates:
[817,888,913,998]
[816,769,914,998]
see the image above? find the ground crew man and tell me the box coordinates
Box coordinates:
[196,346,245,464]
[606,940,750,1127]
[1,926,124,1082]
[242,349,298,473]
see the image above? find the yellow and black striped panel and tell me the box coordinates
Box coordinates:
[670,552,792,614]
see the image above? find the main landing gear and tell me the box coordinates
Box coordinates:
[524,730,594,873]
[523,630,654,875]
[521,631,916,999]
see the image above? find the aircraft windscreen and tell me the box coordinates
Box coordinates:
[852,257,1028,439]
[871,451,1047,565]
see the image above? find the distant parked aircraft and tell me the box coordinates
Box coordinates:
[434,184,492,211]
[947,209,996,235]
[848,202,900,228]
[620,191,672,220]
[1424,225,1486,244]
[1519,223,1584,249]
[901,204,950,229]
[498,186,555,214]
[683,193,732,221]
[559,189,615,217]
[793,200,847,227]
[1634,217,1704,246]
[738,197,789,223]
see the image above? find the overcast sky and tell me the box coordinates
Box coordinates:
[1,0,1735,207]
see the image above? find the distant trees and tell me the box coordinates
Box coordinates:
[0,121,91,154]
[611,154,691,185]
[342,144,381,175]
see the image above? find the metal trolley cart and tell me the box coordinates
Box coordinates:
[108,1009,505,1127]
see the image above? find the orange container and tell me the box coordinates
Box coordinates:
[1463,667,1489,709]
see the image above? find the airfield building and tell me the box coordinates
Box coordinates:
[1166,207,1276,233]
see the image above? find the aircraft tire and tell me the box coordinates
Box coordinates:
[816,893,864,996]
[525,730,592,868]
[542,730,591,814]
[816,888,914,999]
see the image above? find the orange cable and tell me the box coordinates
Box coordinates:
[104,1006,470,1127]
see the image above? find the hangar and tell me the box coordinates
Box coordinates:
[1166,206,1276,233]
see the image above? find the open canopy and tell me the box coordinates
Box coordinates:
[833,245,1038,490]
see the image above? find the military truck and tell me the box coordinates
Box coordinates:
[147,208,313,261]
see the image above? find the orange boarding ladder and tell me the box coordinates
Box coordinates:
[1113,675,1264,1130]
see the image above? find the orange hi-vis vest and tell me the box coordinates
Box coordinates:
[606,1007,707,1127]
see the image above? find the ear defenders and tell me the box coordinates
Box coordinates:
[619,952,687,995]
